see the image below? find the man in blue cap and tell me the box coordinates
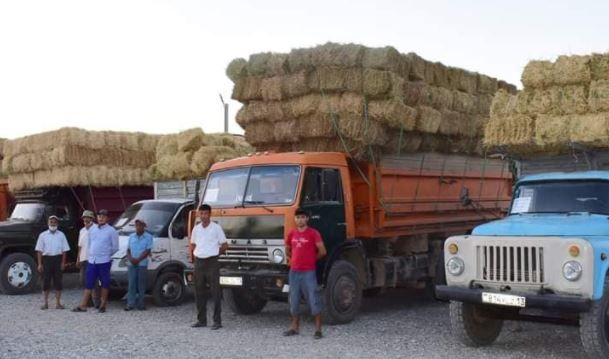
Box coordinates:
[124,218,153,311]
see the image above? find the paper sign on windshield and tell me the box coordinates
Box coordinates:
[204,188,219,202]
[511,197,531,214]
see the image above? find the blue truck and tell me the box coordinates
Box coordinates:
[436,151,609,358]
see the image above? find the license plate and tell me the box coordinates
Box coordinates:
[219,276,243,286]
[282,284,290,293]
[482,292,526,308]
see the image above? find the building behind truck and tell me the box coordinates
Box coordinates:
[184,43,518,324]
[438,52,609,358]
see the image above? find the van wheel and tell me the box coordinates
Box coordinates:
[449,301,503,347]
[323,260,362,325]
[580,277,609,358]
[152,272,185,307]
[224,288,267,314]
[0,253,38,295]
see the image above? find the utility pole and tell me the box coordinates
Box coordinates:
[219,94,229,133]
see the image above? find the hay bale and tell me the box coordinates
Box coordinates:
[362,69,393,98]
[281,71,310,98]
[477,75,498,95]
[416,106,442,134]
[266,53,289,77]
[569,113,609,146]
[518,86,588,115]
[295,115,335,138]
[236,101,284,124]
[287,48,313,73]
[448,68,478,94]
[402,81,431,107]
[282,94,321,118]
[273,121,300,143]
[438,110,469,136]
[534,114,571,147]
[368,99,417,130]
[427,86,453,110]
[427,62,450,88]
[247,52,272,76]
[497,80,518,94]
[521,60,554,88]
[476,94,495,115]
[590,53,609,80]
[226,58,248,82]
[452,91,478,114]
[483,114,535,149]
[307,67,363,93]
[384,132,423,154]
[552,55,591,86]
[589,80,609,112]
[405,53,426,81]
[489,90,518,118]
[362,46,403,72]
[261,77,283,101]
[176,128,205,152]
[190,146,239,178]
[309,42,365,68]
[155,134,179,160]
[231,77,264,102]
[244,121,276,145]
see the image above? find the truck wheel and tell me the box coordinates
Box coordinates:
[449,301,503,347]
[0,253,39,295]
[224,288,267,314]
[323,260,362,325]
[426,250,447,301]
[579,277,609,358]
[152,272,185,307]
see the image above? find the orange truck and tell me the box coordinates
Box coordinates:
[0,179,12,221]
[187,151,512,324]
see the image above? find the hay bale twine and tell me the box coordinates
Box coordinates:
[226,58,248,82]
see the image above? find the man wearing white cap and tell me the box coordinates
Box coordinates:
[76,209,100,307]
[125,218,153,311]
[35,215,70,310]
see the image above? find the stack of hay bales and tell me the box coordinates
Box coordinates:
[485,53,609,154]
[228,43,516,159]
[2,128,160,191]
[0,138,6,178]
[150,128,253,181]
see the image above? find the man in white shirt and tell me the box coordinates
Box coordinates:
[189,204,227,330]
[35,215,70,310]
[76,210,100,307]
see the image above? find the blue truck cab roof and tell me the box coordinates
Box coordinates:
[518,170,609,184]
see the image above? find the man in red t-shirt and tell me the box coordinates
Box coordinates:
[283,208,327,339]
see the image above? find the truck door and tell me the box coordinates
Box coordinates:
[299,167,347,259]
[169,203,195,269]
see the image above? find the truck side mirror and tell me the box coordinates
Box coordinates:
[460,188,472,207]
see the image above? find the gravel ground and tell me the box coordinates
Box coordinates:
[0,274,586,359]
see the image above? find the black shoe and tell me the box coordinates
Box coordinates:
[314,331,323,339]
[124,306,134,311]
[210,323,222,330]
[98,307,106,313]
[191,322,207,328]
[137,306,146,311]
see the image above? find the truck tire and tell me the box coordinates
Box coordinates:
[152,271,185,307]
[224,288,267,314]
[323,259,362,325]
[579,277,609,358]
[0,253,39,295]
[449,301,503,347]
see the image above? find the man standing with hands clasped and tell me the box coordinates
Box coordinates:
[35,215,70,310]
[283,208,327,339]
[189,204,227,330]
[125,219,153,311]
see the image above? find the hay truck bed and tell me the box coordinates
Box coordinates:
[186,151,511,324]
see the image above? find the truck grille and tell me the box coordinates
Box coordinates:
[221,246,269,263]
[477,245,544,283]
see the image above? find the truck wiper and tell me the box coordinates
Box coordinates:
[243,201,274,213]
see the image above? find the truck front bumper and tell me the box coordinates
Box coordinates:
[184,267,288,298]
[435,285,592,312]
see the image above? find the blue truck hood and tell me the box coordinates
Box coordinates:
[472,213,609,237]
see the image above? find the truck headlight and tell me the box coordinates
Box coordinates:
[562,261,582,281]
[447,257,465,276]
[272,249,285,264]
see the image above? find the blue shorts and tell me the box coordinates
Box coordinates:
[85,261,112,289]
[288,270,322,316]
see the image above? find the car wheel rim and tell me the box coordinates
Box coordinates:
[7,262,32,288]
[162,279,182,301]
[333,276,356,313]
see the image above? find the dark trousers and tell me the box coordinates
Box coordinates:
[194,256,221,325]
[42,255,63,291]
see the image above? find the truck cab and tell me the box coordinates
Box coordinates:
[438,171,609,358]
[110,198,195,306]
[0,188,80,294]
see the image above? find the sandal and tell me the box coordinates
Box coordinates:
[56,304,65,310]
[40,304,48,310]
[71,306,87,312]
[282,329,299,337]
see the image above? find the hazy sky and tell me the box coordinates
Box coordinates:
[1,0,608,139]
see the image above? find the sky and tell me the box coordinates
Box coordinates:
[1,0,608,139]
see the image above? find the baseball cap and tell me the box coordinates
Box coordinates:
[48,215,59,221]
[97,209,109,216]
[134,218,147,226]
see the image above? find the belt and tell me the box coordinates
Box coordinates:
[196,255,219,260]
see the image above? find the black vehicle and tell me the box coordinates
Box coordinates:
[0,186,152,295]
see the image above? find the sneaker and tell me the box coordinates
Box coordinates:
[124,306,134,311]
[191,322,207,328]
[137,306,146,311]
[98,307,106,313]
[314,331,323,339]
[210,323,222,330]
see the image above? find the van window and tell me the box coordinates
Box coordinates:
[171,204,194,239]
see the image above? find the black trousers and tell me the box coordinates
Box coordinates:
[42,255,63,291]
[194,256,222,325]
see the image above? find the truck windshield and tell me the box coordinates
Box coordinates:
[114,202,181,236]
[10,203,45,222]
[203,165,300,207]
[511,181,609,215]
